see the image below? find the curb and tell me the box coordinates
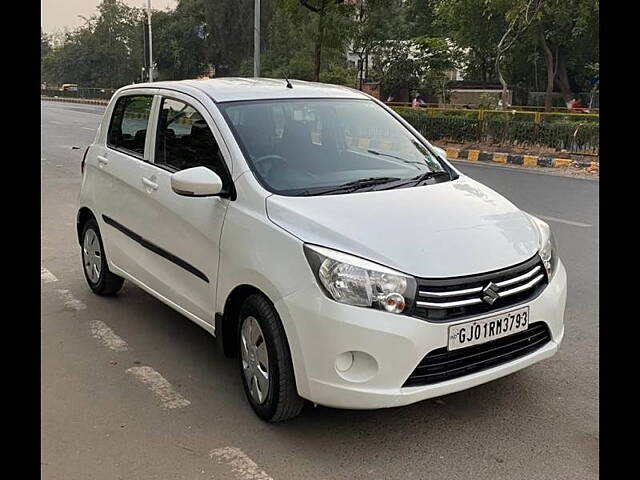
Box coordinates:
[41,96,109,106]
[443,146,598,171]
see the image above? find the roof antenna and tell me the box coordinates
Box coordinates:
[283,73,293,89]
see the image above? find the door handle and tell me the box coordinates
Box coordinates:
[97,155,109,167]
[142,177,158,191]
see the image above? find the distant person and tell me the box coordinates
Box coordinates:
[412,94,425,108]
[567,98,587,113]
[572,98,586,110]
[498,97,510,109]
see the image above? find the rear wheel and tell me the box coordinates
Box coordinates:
[81,218,124,296]
[238,294,304,422]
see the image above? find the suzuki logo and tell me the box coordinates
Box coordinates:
[482,282,500,305]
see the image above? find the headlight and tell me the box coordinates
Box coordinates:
[526,214,558,277]
[303,244,417,314]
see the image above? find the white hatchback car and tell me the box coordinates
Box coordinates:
[78,78,567,422]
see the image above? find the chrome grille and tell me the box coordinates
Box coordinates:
[411,255,547,322]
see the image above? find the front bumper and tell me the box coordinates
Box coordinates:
[274,260,567,410]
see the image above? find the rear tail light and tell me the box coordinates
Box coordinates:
[81,146,89,175]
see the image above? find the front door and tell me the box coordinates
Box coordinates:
[130,93,234,323]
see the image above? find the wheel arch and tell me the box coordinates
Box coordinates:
[218,284,270,358]
[77,207,98,245]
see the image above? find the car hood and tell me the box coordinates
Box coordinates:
[266,176,540,278]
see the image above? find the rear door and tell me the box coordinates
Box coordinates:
[91,92,158,281]
[127,92,234,323]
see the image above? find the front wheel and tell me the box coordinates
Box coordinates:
[238,294,304,422]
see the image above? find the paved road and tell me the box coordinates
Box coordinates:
[41,101,598,480]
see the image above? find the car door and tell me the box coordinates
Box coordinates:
[129,92,234,324]
[92,91,159,283]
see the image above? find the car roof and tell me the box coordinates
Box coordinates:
[122,77,369,103]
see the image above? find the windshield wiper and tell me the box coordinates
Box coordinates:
[405,170,451,185]
[367,150,425,170]
[376,170,452,191]
[303,176,401,196]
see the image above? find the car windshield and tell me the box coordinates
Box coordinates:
[219,99,450,196]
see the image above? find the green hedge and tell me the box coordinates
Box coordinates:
[394,107,599,153]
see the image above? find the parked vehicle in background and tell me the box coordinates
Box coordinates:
[61,83,79,92]
[77,78,567,422]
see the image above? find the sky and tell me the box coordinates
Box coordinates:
[42,0,177,33]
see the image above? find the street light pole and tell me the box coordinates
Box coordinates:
[147,0,154,82]
[254,0,260,77]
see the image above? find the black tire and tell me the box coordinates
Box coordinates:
[81,218,124,296]
[237,294,305,422]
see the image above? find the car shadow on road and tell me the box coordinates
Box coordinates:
[100,282,594,479]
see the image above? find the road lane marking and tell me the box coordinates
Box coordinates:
[41,267,58,283]
[533,214,592,228]
[209,447,274,480]
[126,366,191,409]
[45,269,128,351]
[90,320,129,352]
[56,289,87,311]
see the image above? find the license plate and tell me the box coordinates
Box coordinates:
[447,306,529,351]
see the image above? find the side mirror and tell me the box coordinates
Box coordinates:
[432,145,447,160]
[171,166,223,197]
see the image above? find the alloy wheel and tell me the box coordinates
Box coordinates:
[83,228,102,284]
[240,316,270,404]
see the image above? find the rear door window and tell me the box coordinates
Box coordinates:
[107,95,153,158]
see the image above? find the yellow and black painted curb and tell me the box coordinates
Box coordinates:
[41,96,109,106]
[442,146,597,170]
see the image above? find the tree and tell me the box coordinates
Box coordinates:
[41,30,52,83]
[152,0,208,80]
[39,0,598,104]
[371,36,458,100]
[41,0,145,87]
[350,0,402,88]
[91,0,145,86]
[262,2,319,80]
[199,0,254,75]
[535,0,599,110]
[435,0,507,83]
[297,0,350,81]
[41,30,51,57]
[402,0,440,38]
[494,0,542,108]
[585,61,598,108]
[435,0,598,108]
